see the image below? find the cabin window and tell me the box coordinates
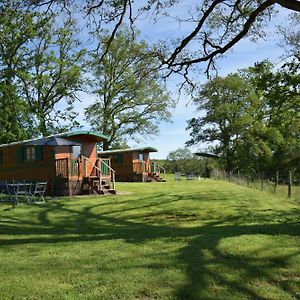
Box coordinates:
[25,146,35,161]
[138,153,144,161]
[20,146,43,162]
[114,153,123,164]
[72,145,81,158]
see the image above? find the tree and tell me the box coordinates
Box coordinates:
[0,1,85,142]
[186,73,257,173]
[278,12,300,61]
[85,28,175,150]
[0,0,43,143]
[242,61,300,176]
[165,148,205,174]
[18,16,85,136]
[25,0,300,79]
[187,62,300,176]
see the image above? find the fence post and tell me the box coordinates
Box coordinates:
[274,171,279,193]
[260,171,264,191]
[288,170,292,198]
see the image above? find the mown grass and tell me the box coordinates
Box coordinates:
[0,176,299,299]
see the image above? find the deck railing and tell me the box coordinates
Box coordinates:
[56,158,69,177]
[151,162,166,179]
[133,161,150,174]
[82,155,103,192]
[55,156,116,191]
[82,156,116,191]
[70,159,79,177]
[97,158,116,190]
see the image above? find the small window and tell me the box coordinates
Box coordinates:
[72,145,81,158]
[138,153,144,161]
[25,146,35,161]
[18,146,43,162]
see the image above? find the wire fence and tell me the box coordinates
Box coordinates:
[210,169,300,201]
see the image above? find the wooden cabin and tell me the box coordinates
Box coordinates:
[0,131,116,196]
[98,147,166,182]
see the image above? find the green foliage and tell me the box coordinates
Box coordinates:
[85,27,175,150]
[187,73,257,172]
[0,180,299,299]
[243,61,300,176]
[17,16,85,136]
[0,0,85,141]
[165,147,206,174]
[187,61,300,176]
[0,0,41,143]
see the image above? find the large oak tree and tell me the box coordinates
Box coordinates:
[85,28,175,150]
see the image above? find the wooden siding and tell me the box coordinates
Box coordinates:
[0,145,54,181]
[99,150,152,181]
[100,151,133,176]
[83,142,97,176]
[55,143,98,179]
[0,134,111,195]
[132,152,151,173]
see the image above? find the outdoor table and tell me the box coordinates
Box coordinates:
[7,183,32,204]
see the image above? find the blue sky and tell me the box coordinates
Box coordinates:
[73,2,292,159]
[144,37,286,159]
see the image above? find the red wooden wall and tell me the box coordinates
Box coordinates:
[0,145,55,181]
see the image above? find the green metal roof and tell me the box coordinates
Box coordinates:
[60,131,109,140]
[195,152,220,158]
[99,147,158,155]
[0,130,108,148]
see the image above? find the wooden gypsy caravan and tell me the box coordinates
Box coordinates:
[98,147,166,182]
[0,131,116,196]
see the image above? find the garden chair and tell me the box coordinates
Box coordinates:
[16,181,32,204]
[6,181,19,204]
[29,182,47,204]
[175,172,181,180]
[186,173,193,180]
[0,180,7,202]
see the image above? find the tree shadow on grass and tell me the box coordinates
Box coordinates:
[0,195,300,299]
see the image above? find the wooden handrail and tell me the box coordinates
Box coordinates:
[133,161,147,174]
[151,162,166,178]
[82,155,116,191]
[97,157,116,190]
[82,155,103,192]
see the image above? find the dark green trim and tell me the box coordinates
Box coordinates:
[114,153,124,164]
[35,145,43,160]
[17,146,24,163]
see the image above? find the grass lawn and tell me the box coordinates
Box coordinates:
[0,176,299,299]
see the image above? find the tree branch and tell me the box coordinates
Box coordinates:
[165,0,224,66]
[166,0,276,68]
[276,0,300,11]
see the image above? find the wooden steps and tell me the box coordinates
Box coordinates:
[81,177,116,195]
[147,172,166,182]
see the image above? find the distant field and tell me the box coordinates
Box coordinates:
[0,177,299,299]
